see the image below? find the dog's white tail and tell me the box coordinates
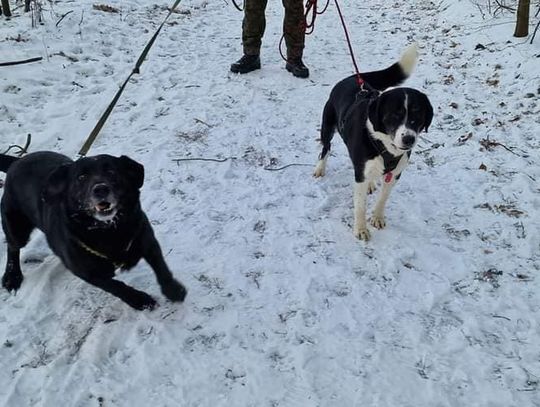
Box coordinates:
[398,43,418,77]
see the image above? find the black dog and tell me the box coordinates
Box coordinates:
[314,45,433,241]
[0,151,187,310]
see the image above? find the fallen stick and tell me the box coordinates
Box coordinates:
[0,56,43,67]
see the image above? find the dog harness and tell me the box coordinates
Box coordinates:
[338,87,380,134]
[75,237,134,270]
[368,138,408,179]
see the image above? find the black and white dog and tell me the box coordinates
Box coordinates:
[314,45,433,241]
[0,152,187,310]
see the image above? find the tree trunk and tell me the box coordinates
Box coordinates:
[514,0,530,37]
[1,0,12,17]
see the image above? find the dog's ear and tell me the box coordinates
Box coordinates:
[42,164,71,202]
[118,156,144,189]
[421,93,434,132]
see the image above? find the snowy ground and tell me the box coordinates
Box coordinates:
[1,0,539,405]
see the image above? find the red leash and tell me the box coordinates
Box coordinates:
[304,0,330,35]
[333,0,364,87]
[278,0,329,63]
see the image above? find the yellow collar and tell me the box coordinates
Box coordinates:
[76,238,126,269]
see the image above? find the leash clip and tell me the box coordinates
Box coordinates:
[357,82,379,101]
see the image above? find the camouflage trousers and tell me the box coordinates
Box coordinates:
[242,0,306,59]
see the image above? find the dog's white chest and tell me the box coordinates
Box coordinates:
[364,157,386,180]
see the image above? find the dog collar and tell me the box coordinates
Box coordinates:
[75,238,130,269]
[369,138,403,174]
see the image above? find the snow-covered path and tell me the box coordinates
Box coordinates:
[1,0,539,405]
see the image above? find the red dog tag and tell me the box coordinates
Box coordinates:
[384,172,393,183]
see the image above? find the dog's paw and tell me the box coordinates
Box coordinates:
[367,181,377,195]
[2,270,23,292]
[127,292,158,311]
[370,215,386,230]
[354,226,371,241]
[313,169,325,178]
[161,279,187,303]
[313,160,326,178]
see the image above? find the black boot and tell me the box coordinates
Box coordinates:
[286,58,309,78]
[230,54,261,74]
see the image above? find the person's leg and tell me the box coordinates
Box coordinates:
[282,0,309,78]
[282,0,305,59]
[231,0,268,73]
[242,0,269,56]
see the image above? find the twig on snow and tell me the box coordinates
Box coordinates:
[173,157,236,165]
[77,10,85,39]
[479,136,524,157]
[171,157,312,172]
[494,0,515,13]
[0,57,42,67]
[263,163,312,171]
[531,19,540,43]
[491,314,511,321]
[474,2,486,19]
[55,10,73,27]
[1,134,32,156]
[194,118,213,128]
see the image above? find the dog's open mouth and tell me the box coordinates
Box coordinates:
[93,201,118,222]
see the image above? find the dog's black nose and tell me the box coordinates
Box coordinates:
[92,183,110,199]
[402,135,416,147]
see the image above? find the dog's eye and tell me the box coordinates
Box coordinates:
[77,174,87,182]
